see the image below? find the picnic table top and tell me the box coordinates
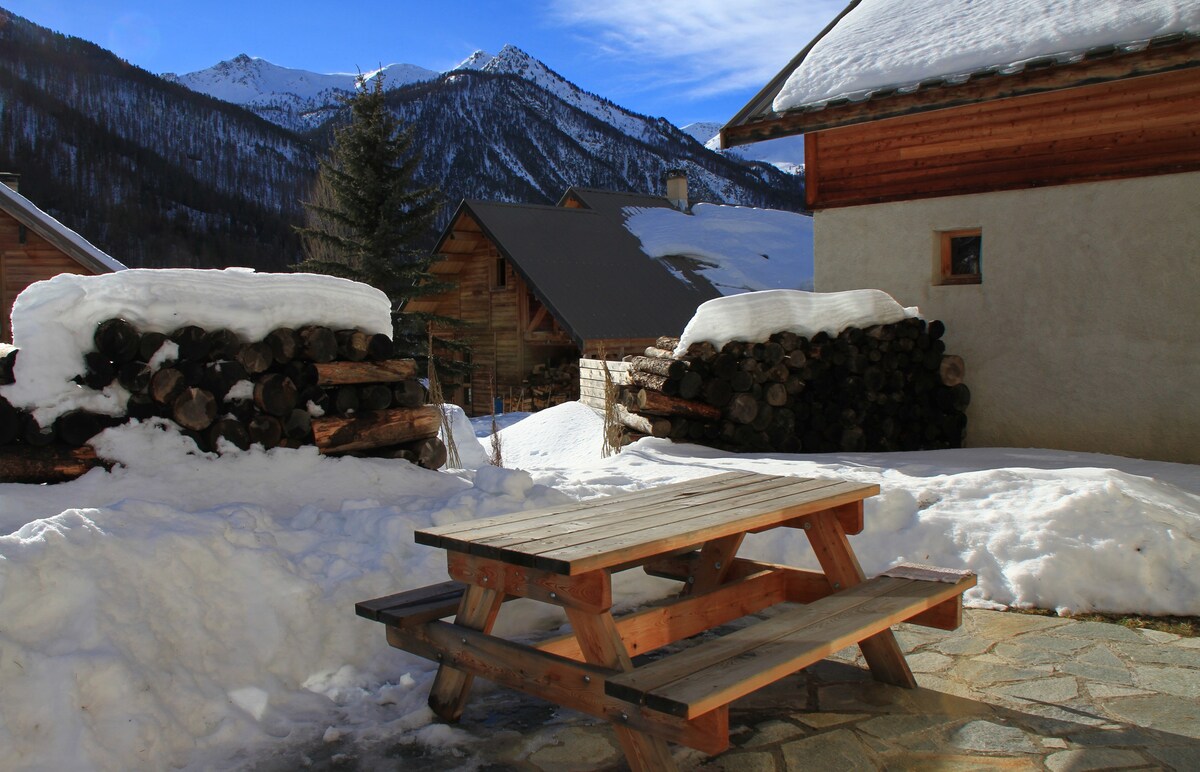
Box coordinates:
[415,471,880,575]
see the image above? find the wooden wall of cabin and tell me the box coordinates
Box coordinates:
[0,210,91,341]
[805,67,1200,210]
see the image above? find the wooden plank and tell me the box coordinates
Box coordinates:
[681,533,744,596]
[355,581,468,627]
[643,555,835,604]
[386,621,729,755]
[537,566,791,661]
[607,575,975,719]
[804,508,916,688]
[417,471,759,541]
[427,584,505,722]
[446,553,612,612]
[566,609,680,772]
[529,480,879,576]
[463,474,811,557]
[455,474,804,550]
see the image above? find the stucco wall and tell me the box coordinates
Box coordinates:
[813,171,1200,464]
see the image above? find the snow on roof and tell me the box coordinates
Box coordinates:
[675,288,919,355]
[0,182,126,273]
[2,269,391,422]
[773,0,1200,112]
[622,203,814,296]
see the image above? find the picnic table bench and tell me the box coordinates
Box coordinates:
[357,471,975,771]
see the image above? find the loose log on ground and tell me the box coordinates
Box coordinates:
[633,389,722,421]
[313,359,419,387]
[311,405,442,455]
[254,374,298,417]
[0,444,107,484]
[172,387,218,431]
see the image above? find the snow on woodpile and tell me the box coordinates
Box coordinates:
[675,289,919,356]
[1,269,392,422]
[774,0,1200,111]
[623,203,814,294]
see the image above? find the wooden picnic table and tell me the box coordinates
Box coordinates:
[357,471,975,771]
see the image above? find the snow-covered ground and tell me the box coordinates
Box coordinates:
[2,273,1197,769]
[2,403,1196,770]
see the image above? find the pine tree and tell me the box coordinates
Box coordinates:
[296,72,468,376]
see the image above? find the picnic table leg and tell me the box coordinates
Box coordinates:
[566,608,680,772]
[804,503,918,688]
[682,533,745,596]
[428,583,505,721]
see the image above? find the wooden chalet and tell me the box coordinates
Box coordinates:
[416,188,724,415]
[722,0,1200,463]
[0,175,125,341]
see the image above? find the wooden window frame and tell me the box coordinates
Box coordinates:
[492,256,508,290]
[938,229,982,285]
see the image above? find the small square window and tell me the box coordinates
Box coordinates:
[939,229,982,285]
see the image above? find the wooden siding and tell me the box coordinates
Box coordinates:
[806,67,1200,209]
[0,211,91,341]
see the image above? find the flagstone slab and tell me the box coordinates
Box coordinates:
[950,720,1039,754]
[1044,748,1150,771]
[780,728,881,771]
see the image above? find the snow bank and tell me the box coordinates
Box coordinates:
[1,269,392,422]
[775,0,1200,111]
[1,398,1197,769]
[623,203,814,294]
[0,421,570,770]
[675,288,918,355]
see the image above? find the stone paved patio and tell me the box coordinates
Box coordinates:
[299,609,1200,770]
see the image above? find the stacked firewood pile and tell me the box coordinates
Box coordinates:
[614,320,969,453]
[508,361,580,412]
[0,319,448,483]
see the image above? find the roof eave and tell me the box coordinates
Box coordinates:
[724,32,1200,144]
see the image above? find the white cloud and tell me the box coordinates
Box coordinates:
[547,0,845,98]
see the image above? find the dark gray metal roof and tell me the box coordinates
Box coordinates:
[442,189,721,347]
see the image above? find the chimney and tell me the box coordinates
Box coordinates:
[0,172,18,193]
[665,168,689,212]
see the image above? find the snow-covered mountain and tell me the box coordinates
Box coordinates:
[682,121,806,175]
[164,55,438,131]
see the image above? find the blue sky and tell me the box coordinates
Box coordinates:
[5,0,845,126]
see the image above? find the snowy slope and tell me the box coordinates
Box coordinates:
[165,54,438,131]
[682,121,806,175]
